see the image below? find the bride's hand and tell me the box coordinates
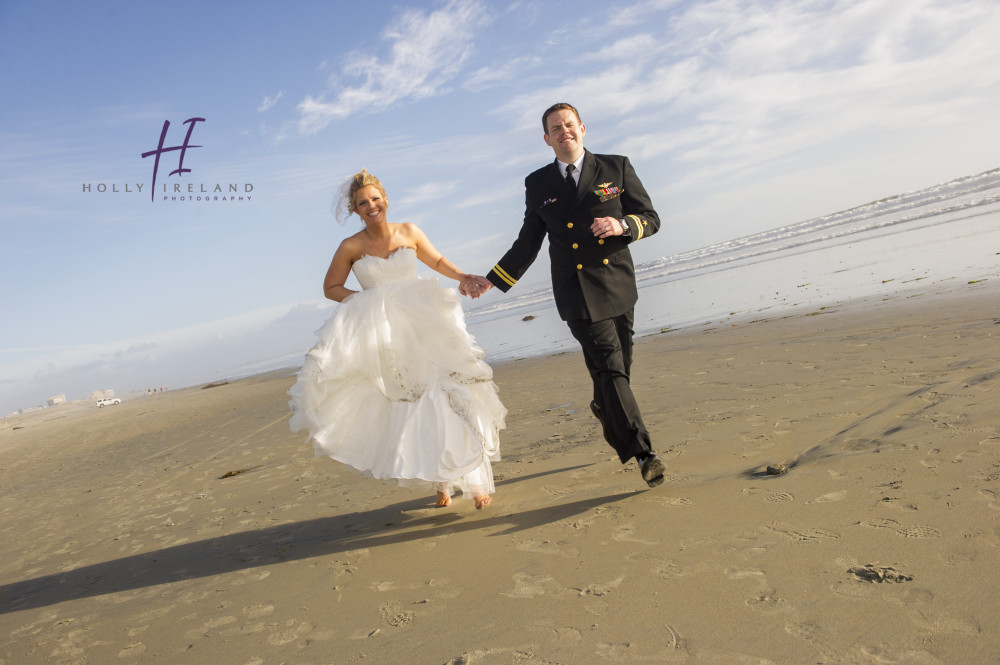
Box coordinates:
[460,275,492,298]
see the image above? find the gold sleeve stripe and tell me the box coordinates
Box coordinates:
[491,264,517,287]
[627,214,644,240]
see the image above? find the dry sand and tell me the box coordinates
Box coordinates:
[2,281,999,664]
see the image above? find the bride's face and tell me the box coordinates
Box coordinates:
[354,185,387,224]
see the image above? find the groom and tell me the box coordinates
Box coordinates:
[461,102,664,487]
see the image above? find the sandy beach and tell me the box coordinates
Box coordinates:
[2,280,999,664]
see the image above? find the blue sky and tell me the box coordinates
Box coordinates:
[2,0,999,414]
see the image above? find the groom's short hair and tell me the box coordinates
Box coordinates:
[542,103,582,133]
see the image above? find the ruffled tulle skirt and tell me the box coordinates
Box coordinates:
[288,276,505,497]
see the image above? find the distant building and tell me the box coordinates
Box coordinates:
[89,389,116,400]
[48,394,67,406]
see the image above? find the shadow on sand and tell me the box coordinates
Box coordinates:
[2,464,634,614]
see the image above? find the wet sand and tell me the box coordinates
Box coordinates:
[2,280,999,664]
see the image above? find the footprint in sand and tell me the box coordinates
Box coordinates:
[379,601,416,627]
[643,495,693,507]
[125,625,150,638]
[242,603,274,619]
[848,564,913,583]
[785,621,825,647]
[595,642,632,659]
[979,488,1000,510]
[560,504,621,530]
[920,447,942,468]
[534,624,583,645]
[574,575,626,597]
[266,619,313,645]
[862,517,901,531]
[861,518,942,538]
[516,539,581,557]
[426,578,464,600]
[785,620,849,660]
[979,462,1000,482]
[765,522,840,542]
[613,523,659,544]
[856,644,942,663]
[746,590,790,612]
[501,573,571,599]
[202,615,238,629]
[898,524,943,538]
[909,609,981,636]
[895,587,934,605]
[724,568,792,614]
[807,490,847,504]
[652,559,684,579]
[743,487,794,503]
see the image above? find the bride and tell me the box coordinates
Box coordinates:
[288,169,505,509]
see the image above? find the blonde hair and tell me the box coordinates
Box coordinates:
[349,169,387,214]
[332,169,389,225]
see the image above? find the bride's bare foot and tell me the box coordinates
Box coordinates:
[435,491,452,507]
[474,495,492,509]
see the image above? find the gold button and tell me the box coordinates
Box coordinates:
[567,222,573,229]
[576,264,583,270]
[598,239,604,245]
[572,243,578,249]
[602,258,609,265]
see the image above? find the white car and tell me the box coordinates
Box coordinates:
[96,397,121,407]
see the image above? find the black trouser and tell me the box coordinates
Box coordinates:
[567,309,652,463]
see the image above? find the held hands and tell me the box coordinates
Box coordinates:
[459,218,623,299]
[459,274,493,299]
[591,216,624,239]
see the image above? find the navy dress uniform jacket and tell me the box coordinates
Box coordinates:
[487,150,660,321]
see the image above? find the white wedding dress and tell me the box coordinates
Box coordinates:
[288,247,505,497]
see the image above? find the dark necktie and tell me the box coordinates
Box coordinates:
[565,164,577,190]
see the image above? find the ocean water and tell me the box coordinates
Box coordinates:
[465,168,1000,362]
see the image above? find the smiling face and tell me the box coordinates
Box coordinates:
[543,108,586,163]
[353,184,388,225]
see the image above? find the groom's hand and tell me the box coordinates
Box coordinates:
[592,216,624,239]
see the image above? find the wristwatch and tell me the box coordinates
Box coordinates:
[620,218,631,237]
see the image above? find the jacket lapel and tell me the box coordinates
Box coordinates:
[573,150,598,208]
[544,160,566,194]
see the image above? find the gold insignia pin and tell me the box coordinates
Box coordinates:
[597,182,612,188]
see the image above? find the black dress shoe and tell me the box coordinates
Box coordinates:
[639,454,666,487]
[590,401,613,444]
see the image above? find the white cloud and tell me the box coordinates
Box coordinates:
[258,92,284,112]
[518,0,1000,193]
[297,0,490,133]
[462,56,541,92]
[401,179,460,207]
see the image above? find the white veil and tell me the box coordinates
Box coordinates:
[331,174,355,225]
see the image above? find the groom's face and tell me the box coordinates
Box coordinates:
[543,109,586,163]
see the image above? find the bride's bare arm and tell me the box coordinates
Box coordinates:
[323,238,362,302]
[406,223,468,282]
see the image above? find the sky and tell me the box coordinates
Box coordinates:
[2,0,999,414]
